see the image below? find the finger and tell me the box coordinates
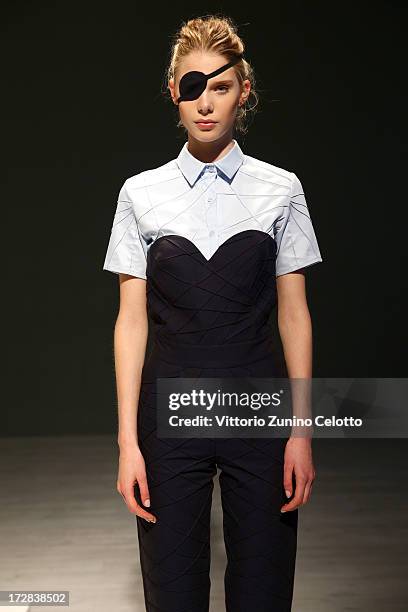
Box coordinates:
[302,479,313,505]
[304,471,316,504]
[281,478,307,512]
[283,462,294,500]
[137,475,151,508]
[134,502,158,523]
[119,487,157,523]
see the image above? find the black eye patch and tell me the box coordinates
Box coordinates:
[177,54,243,103]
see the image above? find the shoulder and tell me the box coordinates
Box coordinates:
[118,158,180,218]
[240,153,298,191]
[123,158,180,193]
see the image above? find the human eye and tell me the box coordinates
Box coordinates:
[215,85,229,93]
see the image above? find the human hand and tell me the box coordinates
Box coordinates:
[280,437,315,513]
[117,444,157,523]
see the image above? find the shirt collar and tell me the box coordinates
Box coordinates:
[176,138,245,186]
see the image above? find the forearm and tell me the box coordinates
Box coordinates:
[114,314,148,448]
[278,305,313,377]
[278,308,314,438]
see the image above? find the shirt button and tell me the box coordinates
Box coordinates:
[209,230,215,237]
[207,196,214,203]
[206,164,216,173]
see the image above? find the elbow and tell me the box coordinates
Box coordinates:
[115,310,148,334]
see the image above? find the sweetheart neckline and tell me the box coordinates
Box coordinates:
[147,229,277,264]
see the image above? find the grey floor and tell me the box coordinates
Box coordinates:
[0,436,407,611]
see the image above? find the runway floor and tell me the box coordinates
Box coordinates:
[0,436,406,611]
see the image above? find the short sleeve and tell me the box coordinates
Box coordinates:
[274,172,323,277]
[102,179,147,279]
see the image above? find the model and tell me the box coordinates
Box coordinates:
[102,14,323,612]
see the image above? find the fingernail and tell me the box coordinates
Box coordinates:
[285,490,291,498]
[144,499,151,507]
[149,517,157,523]
[281,509,287,513]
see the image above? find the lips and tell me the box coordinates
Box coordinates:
[195,121,217,130]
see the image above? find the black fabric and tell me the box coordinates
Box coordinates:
[177,55,244,103]
[134,230,298,611]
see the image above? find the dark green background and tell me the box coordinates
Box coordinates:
[3,1,407,435]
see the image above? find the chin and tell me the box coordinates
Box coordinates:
[192,126,230,142]
[197,132,219,140]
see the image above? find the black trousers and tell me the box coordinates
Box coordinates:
[134,335,298,612]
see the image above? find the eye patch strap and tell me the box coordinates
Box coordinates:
[204,55,243,81]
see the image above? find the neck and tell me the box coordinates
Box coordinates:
[187,131,235,163]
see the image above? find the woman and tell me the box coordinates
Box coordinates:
[103,14,323,612]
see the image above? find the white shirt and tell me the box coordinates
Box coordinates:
[102,139,323,279]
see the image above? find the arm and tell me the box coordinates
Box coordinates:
[115,273,157,523]
[276,270,316,513]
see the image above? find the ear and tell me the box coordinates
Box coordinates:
[239,79,251,105]
[168,78,178,105]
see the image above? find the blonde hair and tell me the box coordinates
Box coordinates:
[164,14,259,135]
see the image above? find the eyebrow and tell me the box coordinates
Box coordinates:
[211,78,234,85]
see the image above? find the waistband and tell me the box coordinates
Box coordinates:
[151,331,275,368]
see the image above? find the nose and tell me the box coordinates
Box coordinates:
[197,86,214,113]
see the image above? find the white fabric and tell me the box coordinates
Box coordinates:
[103,139,323,279]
